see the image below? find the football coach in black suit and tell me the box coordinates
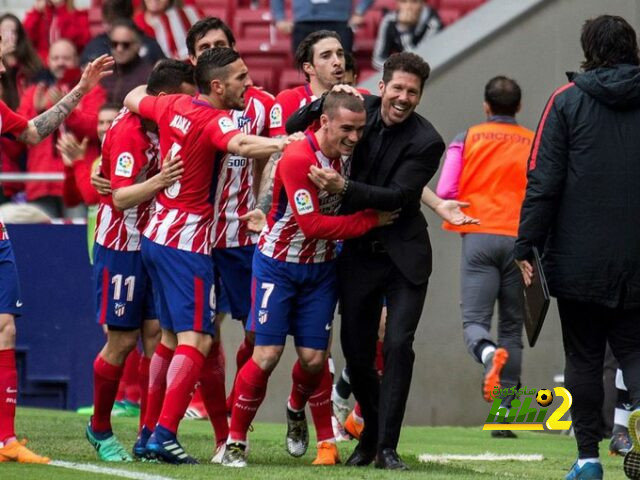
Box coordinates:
[287,52,445,469]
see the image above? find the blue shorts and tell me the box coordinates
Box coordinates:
[93,243,156,328]
[248,251,337,350]
[0,240,22,317]
[212,245,254,321]
[141,237,216,335]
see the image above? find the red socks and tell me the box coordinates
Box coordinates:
[91,355,124,433]
[229,358,270,442]
[200,342,228,445]
[157,345,205,434]
[226,337,254,412]
[115,348,140,403]
[144,342,173,432]
[138,355,151,432]
[308,362,334,442]
[0,349,17,444]
[289,360,324,411]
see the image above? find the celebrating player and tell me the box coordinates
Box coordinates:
[85,60,197,462]
[123,47,299,464]
[222,91,396,467]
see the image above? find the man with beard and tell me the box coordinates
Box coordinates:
[123,47,299,464]
[222,91,395,468]
[287,52,445,470]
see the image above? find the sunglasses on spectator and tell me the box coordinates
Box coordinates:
[110,40,135,49]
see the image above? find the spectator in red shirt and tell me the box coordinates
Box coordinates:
[23,0,91,64]
[133,0,203,60]
[18,39,106,218]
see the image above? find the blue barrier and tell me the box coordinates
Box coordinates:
[7,224,103,410]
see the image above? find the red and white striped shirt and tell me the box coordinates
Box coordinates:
[0,101,29,241]
[258,132,378,263]
[95,109,159,251]
[211,87,275,249]
[134,6,203,60]
[269,84,317,137]
[138,94,241,255]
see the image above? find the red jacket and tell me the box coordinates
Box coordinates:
[63,151,100,207]
[18,83,105,201]
[24,4,91,63]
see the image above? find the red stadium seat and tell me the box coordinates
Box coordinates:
[201,6,229,24]
[359,9,383,39]
[249,67,276,93]
[372,0,396,13]
[237,38,291,67]
[233,8,273,38]
[438,7,462,25]
[278,68,305,92]
[438,0,486,15]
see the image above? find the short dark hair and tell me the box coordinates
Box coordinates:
[109,18,143,42]
[99,102,123,113]
[581,15,640,70]
[147,59,195,95]
[101,0,133,23]
[295,30,342,80]
[382,52,430,92]
[484,76,521,116]
[194,47,240,94]
[186,17,236,57]
[323,91,365,118]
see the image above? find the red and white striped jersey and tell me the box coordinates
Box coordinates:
[134,6,203,60]
[211,86,275,249]
[258,132,378,263]
[95,109,160,251]
[0,101,29,241]
[269,84,317,137]
[138,94,241,255]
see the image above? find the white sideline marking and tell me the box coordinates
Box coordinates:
[419,453,544,463]
[50,460,176,480]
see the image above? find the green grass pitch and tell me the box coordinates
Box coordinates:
[0,407,630,479]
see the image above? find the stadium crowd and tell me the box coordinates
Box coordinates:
[0,2,638,480]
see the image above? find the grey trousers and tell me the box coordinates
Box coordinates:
[461,233,524,395]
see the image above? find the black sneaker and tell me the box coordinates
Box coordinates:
[491,429,518,439]
[285,406,309,457]
[610,429,632,456]
[221,442,247,468]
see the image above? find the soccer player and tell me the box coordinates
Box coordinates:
[184,18,276,460]
[268,30,347,139]
[123,47,298,464]
[0,43,113,463]
[221,91,395,468]
[85,60,197,462]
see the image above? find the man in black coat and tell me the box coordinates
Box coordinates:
[514,15,640,480]
[287,52,445,469]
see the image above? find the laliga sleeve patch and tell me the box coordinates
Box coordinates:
[294,189,314,215]
[218,116,235,134]
[270,104,283,128]
[114,152,134,177]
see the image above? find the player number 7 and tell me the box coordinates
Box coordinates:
[261,282,274,309]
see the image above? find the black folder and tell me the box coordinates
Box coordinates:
[523,246,550,347]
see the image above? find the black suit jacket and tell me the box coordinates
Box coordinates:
[286,95,444,285]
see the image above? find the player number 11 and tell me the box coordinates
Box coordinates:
[112,274,135,302]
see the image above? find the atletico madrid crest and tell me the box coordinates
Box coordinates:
[114,302,126,317]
